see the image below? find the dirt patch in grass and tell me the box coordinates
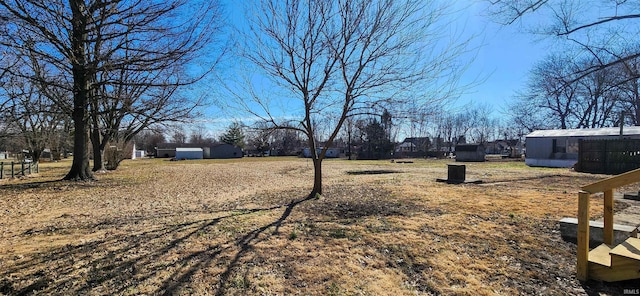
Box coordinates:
[0,158,638,295]
[304,185,420,219]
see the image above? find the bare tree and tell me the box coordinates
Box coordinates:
[613,48,640,125]
[0,0,221,180]
[573,60,619,128]
[170,127,188,144]
[520,53,580,129]
[89,63,207,172]
[133,129,166,154]
[488,0,640,86]
[466,103,498,144]
[231,0,471,196]
[510,51,623,130]
[269,128,304,156]
[246,124,271,156]
[0,74,67,162]
[444,111,472,148]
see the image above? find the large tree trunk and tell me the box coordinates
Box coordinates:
[91,125,106,172]
[64,0,93,181]
[91,142,105,172]
[32,149,42,163]
[64,110,93,180]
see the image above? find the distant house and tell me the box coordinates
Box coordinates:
[402,137,430,151]
[396,141,416,153]
[455,143,485,162]
[485,139,524,157]
[485,140,507,155]
[525,126,640,168]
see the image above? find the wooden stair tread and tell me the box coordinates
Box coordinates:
[610,237,640,261]
[589,244,612,267]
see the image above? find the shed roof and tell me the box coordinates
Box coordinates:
[455,143,484,152]
[526,126,640,138]
[176,147,203,152]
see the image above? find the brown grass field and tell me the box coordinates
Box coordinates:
[1,157,639,295]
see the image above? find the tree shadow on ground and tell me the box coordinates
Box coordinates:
[213,193,315,296]
[345,170,401,175]
[0,179,65,190]
[0,192,315,295]
[478,174,569,184]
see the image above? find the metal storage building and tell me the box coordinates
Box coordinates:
[175,147,204,160]
[525,126,640,168]
[155,143,243,159]
[205,144,243,159]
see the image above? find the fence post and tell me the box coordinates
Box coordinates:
[27,161,31,174]
[21,161,24,176]
[11,161,14,178]
[35,162,38,173]
[0,162,3,179]
[603,140,608,174]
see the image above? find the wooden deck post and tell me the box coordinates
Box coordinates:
[577,191,590,281]
[603,189,614,245]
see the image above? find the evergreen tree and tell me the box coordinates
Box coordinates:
[220,123,245,148]
[358,118,394,160]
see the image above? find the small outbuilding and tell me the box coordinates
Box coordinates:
[303,147,340,158]
[156,143,243,159]
[131,143,146,159]
[525,126,640,168]
[455,144,485,162]
[156,144,179,158]
[175,147,203,160]
[205,144,243,159]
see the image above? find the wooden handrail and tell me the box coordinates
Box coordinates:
[582,167,640,193]
[577,167,640,281]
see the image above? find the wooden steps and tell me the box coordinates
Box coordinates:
[588,237,640,282]
[589,244,612,267]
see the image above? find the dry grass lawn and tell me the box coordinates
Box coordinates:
[0,157,639,295]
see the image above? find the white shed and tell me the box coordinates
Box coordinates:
[131,143,146,159]
[175,147,203,160]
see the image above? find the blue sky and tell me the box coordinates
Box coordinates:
[452,1,550,113]
[202,0,552,136]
